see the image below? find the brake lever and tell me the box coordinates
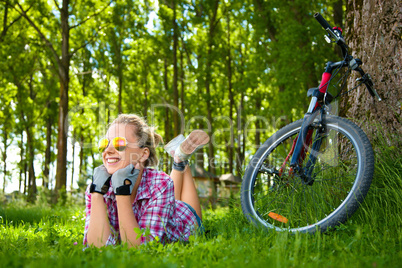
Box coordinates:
[325,28,347,46]
[356,73,382,101]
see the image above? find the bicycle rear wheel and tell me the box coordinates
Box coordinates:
[241,115,374,233]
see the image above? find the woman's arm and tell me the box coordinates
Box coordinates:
[111,164,144,248]
[115,195,141,247]
[86,193,112,247]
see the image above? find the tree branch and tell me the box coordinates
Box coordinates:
[52,0,61,12]
[180,35,194,70]
[69,0,112,30]
[9,1,61,67]
[69,24,106,57]
[0,3,27,41]
[2,2,8,34]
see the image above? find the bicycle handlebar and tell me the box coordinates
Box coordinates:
[314,12,382,102]
[314,13,346,49]
[314,13,332,32]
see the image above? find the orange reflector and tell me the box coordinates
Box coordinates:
[268,212,289,223]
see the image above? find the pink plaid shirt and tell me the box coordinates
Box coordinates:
[83,168,198,246]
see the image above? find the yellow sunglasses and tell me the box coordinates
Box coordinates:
[98,137,143,153]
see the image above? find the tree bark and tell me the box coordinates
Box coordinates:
[26,74,37,202]
[180,38,185,117]
[227,11,234,174]
[26,120,36,203]
[143,70,149,119]
[13,75,36,200]
[172,0,180,137]
[70,130,75,193]
[43,106,53,189]
[163,56,172,170]
[54,0,70,202]
[333,0,345,58]
[118,70,123,114]
[205,0,220,175]
[19,130,24,193]
[236,38,246,176]
[255,97,261,150]
[163,58,171,142]
[79,133,85,185]
[344,0,402,140]
[333,0,344,28]
[2,129,7,193]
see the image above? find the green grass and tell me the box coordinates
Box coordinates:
[1,138,401,267]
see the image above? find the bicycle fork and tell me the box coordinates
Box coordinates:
[285,66,334,182]
[286,101,327,184]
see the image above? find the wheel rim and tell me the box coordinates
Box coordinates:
[246,122,363,232]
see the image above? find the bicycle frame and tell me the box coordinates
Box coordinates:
[289,61,342,170]
[284,13,381,182]
[241,12,378,234]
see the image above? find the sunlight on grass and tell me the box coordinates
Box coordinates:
[1,133,401,267]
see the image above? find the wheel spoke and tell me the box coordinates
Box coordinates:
[242,116,374,233]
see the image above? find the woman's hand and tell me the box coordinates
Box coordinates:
[90,165,111,194]
[111,163,141,195]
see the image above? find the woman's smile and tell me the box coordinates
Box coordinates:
[106,157,120,165]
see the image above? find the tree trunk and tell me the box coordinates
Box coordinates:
[14,77,36,199]
[227,11,234,174]
[19,130,24,193]
[143,70,149,119]
[24,156,27,195]
[12,0,73,200]
[333,0,344,58]
[79,132,85,184]
[344,0,402,140]
[118,70,123,114]
[236,97,245,176]
[2,130,7,193]
[55,0,71,201]
[163,57,171,142]
[70,131,75,193]
[236,40,246,176]
[255,97,261,150]
[43,111,53,189]
[172,0,180,137]
[165,106,171,170]
[163,56,172,169]
[205,0,220,175]
[333,0,344,27]
[26,121,36,203]
[180,38,185,117]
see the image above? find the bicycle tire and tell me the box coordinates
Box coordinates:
[241,115,374,233]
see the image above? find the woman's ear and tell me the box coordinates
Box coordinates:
[139,147,150,165]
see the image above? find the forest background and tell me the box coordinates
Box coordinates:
[0,0,400,203]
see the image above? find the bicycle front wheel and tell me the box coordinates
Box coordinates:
[241,115,374,233]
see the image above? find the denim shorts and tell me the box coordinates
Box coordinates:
[182,201,205,235]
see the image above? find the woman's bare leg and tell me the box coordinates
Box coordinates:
[170,167,202,220]
[167,130,209,221]
[170,168,183,200]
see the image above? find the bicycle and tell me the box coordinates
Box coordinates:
[240,13,381,233]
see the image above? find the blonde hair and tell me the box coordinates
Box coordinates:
[111,114,163,167]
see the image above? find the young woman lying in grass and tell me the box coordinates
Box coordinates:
[83,114,209,248]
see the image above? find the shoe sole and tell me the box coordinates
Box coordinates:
[163,134,185,157]
[180,130,210,155]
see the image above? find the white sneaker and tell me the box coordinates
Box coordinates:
[174,130,210,162]
[164,134,185,157]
